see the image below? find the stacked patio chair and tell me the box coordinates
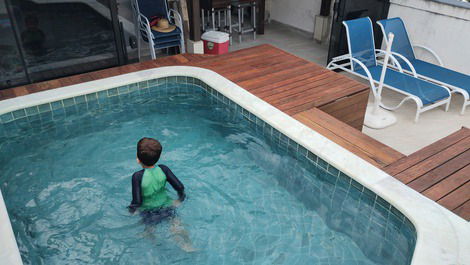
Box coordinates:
[132,0,185,60]
[377,17,470,114]
[327,17,451,122]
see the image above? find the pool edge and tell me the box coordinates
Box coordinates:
[0,66,469,265]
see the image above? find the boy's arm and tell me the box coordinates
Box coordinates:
[128,170,144,213]
[159,165,186,202]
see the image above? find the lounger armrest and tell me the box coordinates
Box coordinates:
[412,44,444,66]
[330,54,351,62]
[349,57,379,98]
[389,51,418,77]
[375,49,404,73]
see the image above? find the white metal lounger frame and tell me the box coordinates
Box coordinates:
[327,19,451,122]
[377,21,469,115]
[132,0,186,60]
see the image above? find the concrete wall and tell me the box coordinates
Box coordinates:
[269,0,321,33]
[388,0,470,74]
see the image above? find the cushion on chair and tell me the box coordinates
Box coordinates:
[152,26,181,39]
[355,66,450,105]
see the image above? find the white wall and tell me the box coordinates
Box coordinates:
[388,0,470,74]
[270,0,321,33]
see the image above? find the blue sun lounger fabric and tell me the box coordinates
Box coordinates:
[378,17,469,106]
[344,17,450,106]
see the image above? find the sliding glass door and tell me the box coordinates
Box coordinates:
[0,0,28,89]
[0,0,126,89]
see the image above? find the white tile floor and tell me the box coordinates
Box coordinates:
[230,22,470,155]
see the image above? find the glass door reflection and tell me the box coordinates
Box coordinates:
[7,0,122,84]
[0,0,28,89]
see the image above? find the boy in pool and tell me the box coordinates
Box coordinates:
[128,137,195,251]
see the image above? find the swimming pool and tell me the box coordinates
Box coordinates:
[0,67,468,264]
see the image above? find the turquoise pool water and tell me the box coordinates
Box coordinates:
[0,82,415,264]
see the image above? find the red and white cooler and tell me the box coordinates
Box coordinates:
[201,31,229,55]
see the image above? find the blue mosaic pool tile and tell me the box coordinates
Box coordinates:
[117,85,129,95]
[25,106,39,116]
[176,76,187,83]
[27,112,40,122]
[147,78,157,86]
[167,76,177,83]
[306,150,317,163]
[348,184,363,200]
[14,117,30,129]
[336,173,350,190]
[52,108,66,121]
[376,196,391,211]
[51,100,63,110]
[138,81,148,89]
[12,109,26,119]
[350,178,363,192]
[373,202,390,221]
[390,205,405,221]
[63,98,75,108]
[317,157,328,169]
[76,103,88,114]
[86,93,98,102]
[38,103,51,113]
[107,87,118,97]
[39,111,53,123]
[74,95,86,105]
[362,187,377,202]
[327,164,340,176]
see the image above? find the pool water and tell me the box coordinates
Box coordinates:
[0,83,414,264]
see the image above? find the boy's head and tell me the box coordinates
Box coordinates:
[137,138,162,167]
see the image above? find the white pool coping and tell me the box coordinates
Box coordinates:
[0,66,468,265]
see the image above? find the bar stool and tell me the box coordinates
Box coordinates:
[200,0,232,43]
[231,0,256,43]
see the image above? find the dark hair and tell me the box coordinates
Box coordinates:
[137,138,162,166]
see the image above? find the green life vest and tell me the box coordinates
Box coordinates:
[140,167,173,210]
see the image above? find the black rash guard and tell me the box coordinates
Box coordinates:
[128,164,185,213]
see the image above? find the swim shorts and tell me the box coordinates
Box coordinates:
[140,207,176,225]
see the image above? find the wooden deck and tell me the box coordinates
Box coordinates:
[1,45,468,220]
[384,127,470,220]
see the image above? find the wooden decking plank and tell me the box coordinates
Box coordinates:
[271,77,358,107]
[394,137,470,184]
[318,90,370,114]
[264,73,339,102]
[294,108,404,167]
[437,182,470,211]
[422,165,470,201]
[254,71,331,99]
[453,200,470,220]
[385,127,470,176]
[294,110,385,167]
[239,65,325,92]
[228,60,307,83]
[408,150,470,192]
[284,83,366,115]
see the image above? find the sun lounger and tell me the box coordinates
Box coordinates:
[377,17,469,114]
[327,17,451,122]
